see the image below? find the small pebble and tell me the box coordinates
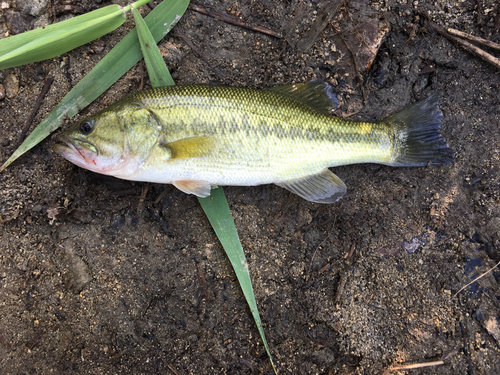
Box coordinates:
[0,84,5,100]
[4,74,19,98]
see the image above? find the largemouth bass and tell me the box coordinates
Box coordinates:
[55,81,453,203]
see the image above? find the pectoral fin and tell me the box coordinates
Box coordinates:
[173,180,212,197]
[276,169,346,204]
[160,136,215,159]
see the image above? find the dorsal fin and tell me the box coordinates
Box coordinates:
[267,80,339,115]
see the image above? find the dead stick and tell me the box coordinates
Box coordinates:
[137,183,149,217]
[390,361,444,371]
[454,259,500,297]
[334,272,349,304]
[188,3,282,38]
[476,0,484,25]
[345,243,356,259]
[19,77,54,143]
[196,262,213,301]
[447,28,500,50]
[427,20,500,70]
[167,364,181,375]
[153,187,170,205]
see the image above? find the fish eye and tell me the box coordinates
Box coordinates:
[79,119,94,135]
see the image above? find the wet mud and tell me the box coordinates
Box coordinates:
[1,0,500,373]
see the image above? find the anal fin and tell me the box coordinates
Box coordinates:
[173,180,212,197]
[276,169,346,204]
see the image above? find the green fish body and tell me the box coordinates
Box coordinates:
[55,81,453,203]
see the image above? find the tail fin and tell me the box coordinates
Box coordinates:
[387,95,454,166]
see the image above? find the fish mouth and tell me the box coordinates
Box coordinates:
[54,134,97,167]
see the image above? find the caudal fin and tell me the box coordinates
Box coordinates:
[387,95,454,166]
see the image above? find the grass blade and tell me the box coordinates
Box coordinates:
[0,5,126,70]
[0,0,153,70]
[133,9,277,372]
[198,189,277,374]
[1,0,189,171]
[131,5,174,87]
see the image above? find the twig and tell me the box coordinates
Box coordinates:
[196,262,213,301]
[390,361,444,371]
[334,271,349,304]
[344,243,356,259]
[425,19,500,70]
[18,77,54,143]
[167,364,181,375]
[153,187,170,204]
[109,351,125,360]
[137,183,149,217]
[447,28,500,50]
[476,0,484,25]
[318,263,331,274]
[453,259,500,297]
[188,3,282,38]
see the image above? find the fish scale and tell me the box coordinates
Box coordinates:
[130,86,390,175]
[55,81,453,203]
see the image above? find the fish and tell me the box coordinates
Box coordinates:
[54,81,454,203]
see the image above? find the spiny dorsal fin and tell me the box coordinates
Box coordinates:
[267,80,339,115]
[276,169,346,204]
[160,136,215,159]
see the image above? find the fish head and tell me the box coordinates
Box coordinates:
[54,105,157,178]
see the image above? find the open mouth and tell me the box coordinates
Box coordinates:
[54,134,73,152]
[54,134,95,166]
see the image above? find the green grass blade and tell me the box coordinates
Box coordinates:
[0,5,121,53]
[198,189,277,374]
[0,5,126,70]
[1,0,189,171]
[131,6,174,88]
[0,0,153,70]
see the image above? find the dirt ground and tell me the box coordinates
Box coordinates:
[1,0,500,374]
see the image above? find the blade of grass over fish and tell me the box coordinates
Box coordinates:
[131,6,174,87]
[133,12,276,372]
[0,0,151,70]
[198,189,277,374]
[1,0,189,171]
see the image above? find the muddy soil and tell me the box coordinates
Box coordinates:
[1,0,500,374]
